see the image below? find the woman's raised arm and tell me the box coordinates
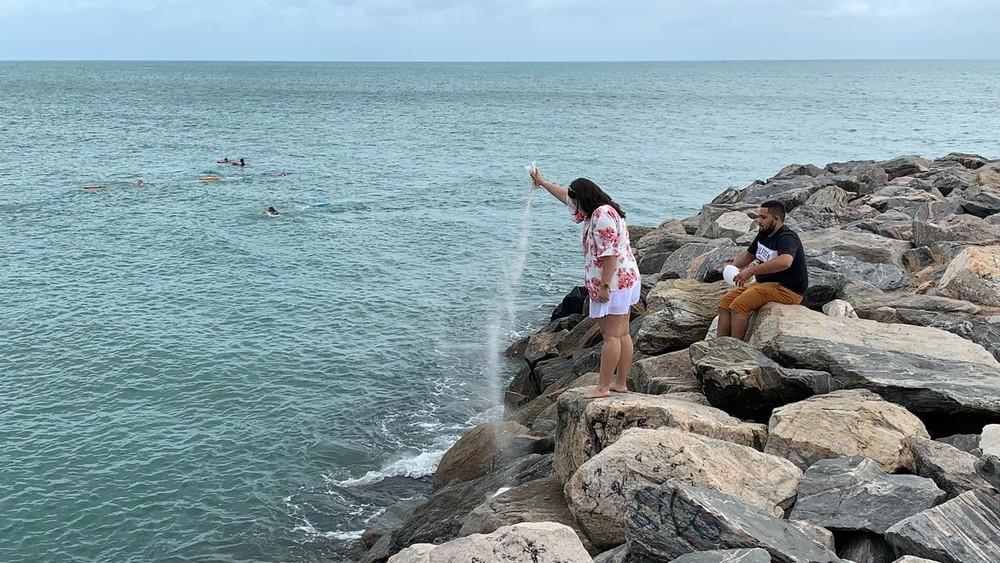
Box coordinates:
[530,168,569,204]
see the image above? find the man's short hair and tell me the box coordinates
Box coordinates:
[760,200,786,221]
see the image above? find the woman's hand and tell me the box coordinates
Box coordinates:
[530,167,545,187]
[596,285,611,303]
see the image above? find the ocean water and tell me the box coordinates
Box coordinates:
[2,60,999,562]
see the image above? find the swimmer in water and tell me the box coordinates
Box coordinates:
[266,206,279,217]
[232,158,246,167]
[275,170,287,177]
[217,157,230,164]
[134,179,144,186]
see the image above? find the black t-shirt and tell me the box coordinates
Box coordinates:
[747,225,808,295]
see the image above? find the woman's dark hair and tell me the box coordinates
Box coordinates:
[567,178,625,219]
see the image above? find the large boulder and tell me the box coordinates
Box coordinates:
[551,286,587,321]
[912,215,1000,247]
[363,497,427,548]
[554,387,767,483]
[807,250,912,291]
[630,348,701,395]
[958,184,1000,218]
[458,476,595,553]
[660,242,729,279]
[635,223,727,274]
[388,522,592,563]
[937,152,989,170]
[689,337,840,421]
[789,456,945,533]
[837,533,896,563]
[693,244,745,283]
[908,437,993,498]
[799,227,912,266]
[748,304,1000,422]
[387,454,554,556]
[764,389,930,472]
[668,549,772,562]
[624,481,839,563]
[975,424,1000,490]
[637,280,731,355]
[736,176,827,210]
[805,185,853,209]
[880,155,931,180]
[697,210,757,241]
[851,210,914,240]
[937,245,1000,307]
[884,489,1000,563]
[433,421,534,489]
[974,160,1000,187]
[564,427,801,550]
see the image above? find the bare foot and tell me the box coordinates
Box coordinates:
[609,385,630,393]
[582,389,612,399]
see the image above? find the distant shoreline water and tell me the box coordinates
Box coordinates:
[2,60,999,562]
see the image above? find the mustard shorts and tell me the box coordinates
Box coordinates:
[719,282,803,317]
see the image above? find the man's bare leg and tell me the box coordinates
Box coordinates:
[717,308,732,338]
[732,312,751,341]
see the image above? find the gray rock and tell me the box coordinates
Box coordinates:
[928,171,975,196]
[789,456,946,533]
[631,348,701,395]
[695,243,745,283]
[937,245,1000,307]
[959,184,1000,218]
[690,337,840,421]
[880,155,931,180]
[660,242,730,279]
[851,210,914,240]
[836,532,895,563]
[901,246,939,273]
[884,489,1000,563]
[669,548,773,562]
[635,225,727,274]
[806,185,853,209]
[737,176,828,210]
[875,308,1000,363]
[459,476,596,553]
[786,204,872,232]
[806,250,912,291]
[912,215,1000,247]
[799,228,912,266]
[387,454,554,556]
[891,556,942,563]
[802,267,847,311]
[936,433,981,455]
[551,286,588,321]
[363,497,427,548]
[748,304,1000,422]
[909,437,992,498]
[637,280,731,355]
[534,356,577,396]
[593,545,627,563]
[695,205,759,240]
[625,481,839,563]
[772,163,824,179]
[914,199,964,222]
[974,454,1000,490]
[936,152,989,170]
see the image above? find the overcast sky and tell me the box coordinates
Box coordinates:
[1,0,997,61]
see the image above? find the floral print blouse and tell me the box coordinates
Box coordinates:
[566,198,641,300]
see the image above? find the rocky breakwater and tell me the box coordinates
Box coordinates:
[359,153,1000,563]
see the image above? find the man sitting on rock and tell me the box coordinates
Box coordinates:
[718,200,809,340]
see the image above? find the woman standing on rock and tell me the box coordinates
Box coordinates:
[531,168,641,399]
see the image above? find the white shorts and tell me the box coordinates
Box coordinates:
[589,280,641,319]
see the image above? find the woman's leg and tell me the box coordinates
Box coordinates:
[610,314,632,392]
[583,315,621,399]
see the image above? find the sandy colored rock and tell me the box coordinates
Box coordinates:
[764,389,929,472]
[564,427,801,550]
[938,245,1000,307]
[388,522,592,563]
[636,279,730,354]
[433,420,531,489]
[554,387,767,483]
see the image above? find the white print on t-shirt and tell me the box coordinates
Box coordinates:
[755,242,778,263]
